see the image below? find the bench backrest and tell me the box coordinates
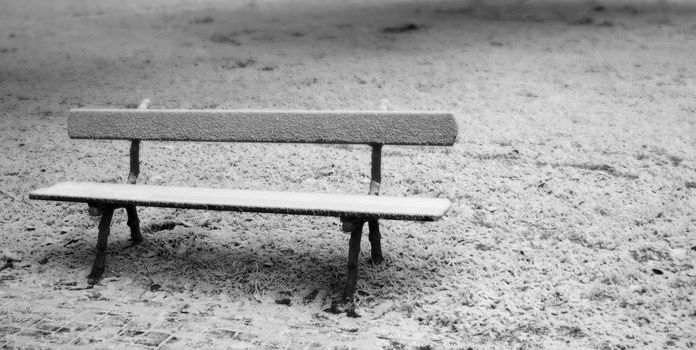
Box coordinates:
[68,109,458,145]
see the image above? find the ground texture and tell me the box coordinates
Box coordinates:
[0,0,695,349]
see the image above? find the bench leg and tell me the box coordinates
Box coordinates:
[125,205,143,244]
[368,218,384,265]
[344,220,365,302]
[87,207,114,284]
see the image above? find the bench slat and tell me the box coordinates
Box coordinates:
[30,182,451,221]
[68,109,458,146]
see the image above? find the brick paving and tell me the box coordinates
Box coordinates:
[0,288,354,350]
[0,284,437,350]
[0,299,271,349]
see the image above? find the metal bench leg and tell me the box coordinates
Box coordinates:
[344,219,365,301]
[87,207,114,284]
[368,218,384,264]
[125,205,142,244]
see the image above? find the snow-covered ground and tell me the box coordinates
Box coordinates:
[1,0,694,348]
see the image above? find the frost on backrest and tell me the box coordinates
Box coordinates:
[68,109,458,146]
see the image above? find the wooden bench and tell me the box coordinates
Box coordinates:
[29,102,458,303]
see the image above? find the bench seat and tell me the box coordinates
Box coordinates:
[30,182,451,221]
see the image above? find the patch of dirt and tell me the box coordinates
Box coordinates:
[381,23,422,34]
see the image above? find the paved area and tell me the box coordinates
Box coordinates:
[0,288,362,350]
[0,297,300,349]
[0,284,436,350]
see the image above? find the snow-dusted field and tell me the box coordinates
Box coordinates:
[1,0,694,348]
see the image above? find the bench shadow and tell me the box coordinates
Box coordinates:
[37,220,422,302]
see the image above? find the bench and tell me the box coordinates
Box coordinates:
[29,101,458,303]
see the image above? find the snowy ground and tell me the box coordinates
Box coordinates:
[0,0,695,349]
